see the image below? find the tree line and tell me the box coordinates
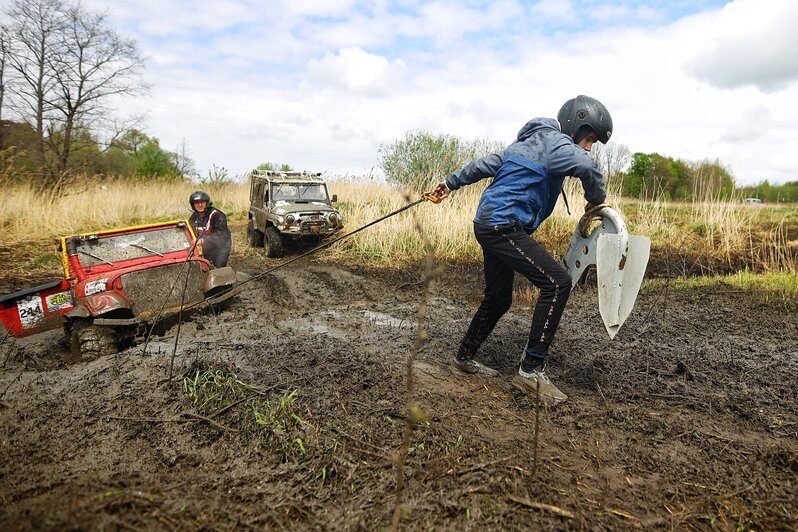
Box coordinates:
[0,0,193,189]
[4,0,795,201]
[380,130,798,202]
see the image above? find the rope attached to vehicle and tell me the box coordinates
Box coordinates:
[146,192,440,370]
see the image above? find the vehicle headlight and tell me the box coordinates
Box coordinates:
[285,214,296,225]
[327,212,339,226]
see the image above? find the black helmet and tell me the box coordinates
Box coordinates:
[557,95,613,144]
[189,190,211,209]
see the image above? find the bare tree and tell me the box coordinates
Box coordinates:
[172,138,197,178]
[47,3,147,177]
[98,112,146,153]
[5,0,65,187]
[3,0,147,187]
[0,25,10,124]
[591,141,632,197]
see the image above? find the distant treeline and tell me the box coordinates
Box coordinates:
[620,152,798,203]
[0,120,192,184]
[378,130,798,203]
[735,180,798,203]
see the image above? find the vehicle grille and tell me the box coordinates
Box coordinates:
[122,262,205,317]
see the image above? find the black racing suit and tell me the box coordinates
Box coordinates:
[189,207,232,268]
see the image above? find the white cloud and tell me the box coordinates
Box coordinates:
[306,47,407,95]
[529,0,574,21]
[771,139,798,175]
[684,0,798,92]
[272,0,358,19]
[37,0,798,185]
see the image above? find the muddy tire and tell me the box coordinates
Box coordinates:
[264,227,284,258]
[70,319,120,360]
[247,219,264,247]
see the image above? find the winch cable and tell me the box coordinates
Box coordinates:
[142,227,209,363]
[232,192,441,291]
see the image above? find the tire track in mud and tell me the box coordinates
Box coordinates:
[240,265,388,318]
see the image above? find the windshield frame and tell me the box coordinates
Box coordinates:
[62,221,196,279]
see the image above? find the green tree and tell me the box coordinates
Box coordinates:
[692,159,735,199]
[378,129,504,193]
[622,152,651,198]
[135,138,179,179]
[95,144,135,176]
[257,162,293,171]
[738,180,798,203]
[115,128,149,154]
[621,152,733,201]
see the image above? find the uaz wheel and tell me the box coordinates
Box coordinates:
[264,227,284,258]
[247,219,264,247]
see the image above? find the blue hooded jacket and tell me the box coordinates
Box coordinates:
[444,118,606,234]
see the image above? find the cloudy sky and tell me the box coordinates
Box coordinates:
[41,0,798,185]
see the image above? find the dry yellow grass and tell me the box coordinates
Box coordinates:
[2,176,796,275]
[1,180,250,241]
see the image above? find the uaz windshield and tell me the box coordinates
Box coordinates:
[272,183,328,202]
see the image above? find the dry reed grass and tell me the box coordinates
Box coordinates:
[2,176,796,275]
[2,180,250,242]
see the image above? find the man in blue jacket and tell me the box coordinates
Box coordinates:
[433,95,613,403]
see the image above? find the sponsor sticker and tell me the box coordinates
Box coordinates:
[18,295,45,328]
[46,291,73,312]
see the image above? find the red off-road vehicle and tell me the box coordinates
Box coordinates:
[0,220,242,359]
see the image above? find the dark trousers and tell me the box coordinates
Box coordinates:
[458,222,573,361]
[202,237,232,268]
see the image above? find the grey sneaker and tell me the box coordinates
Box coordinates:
[512,367,568,403]
[452,356,499,377]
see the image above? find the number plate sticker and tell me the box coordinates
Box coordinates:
[46,291,73,311]
[18,295,45,328]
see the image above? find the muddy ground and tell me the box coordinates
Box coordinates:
[0,243,796,530]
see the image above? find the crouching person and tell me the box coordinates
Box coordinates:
[189,191,232,268]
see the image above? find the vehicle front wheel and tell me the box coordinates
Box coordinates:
[264,227,284,258]
[69,318,120,360]
[247,219,264,247]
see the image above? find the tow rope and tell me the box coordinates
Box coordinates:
[145,191,441,367]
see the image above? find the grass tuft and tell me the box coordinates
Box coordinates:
[182,362,308,459]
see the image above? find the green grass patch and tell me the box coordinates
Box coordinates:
[25,252,63,271]
[645,271,798,311]
[182,363,307,459]
[183,364,253,415]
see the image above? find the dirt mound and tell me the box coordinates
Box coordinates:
[1,257,796,530]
